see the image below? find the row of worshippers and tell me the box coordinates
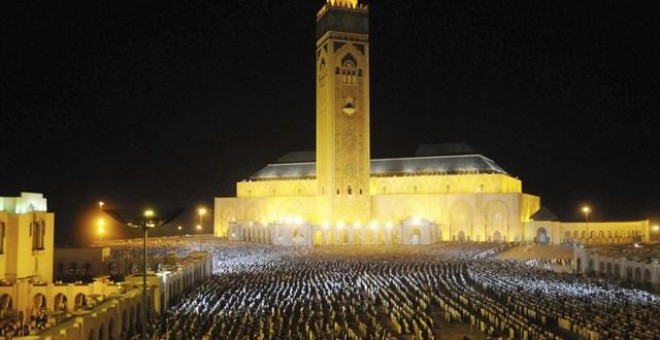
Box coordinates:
[104,238,658,339]
[467,259,659,339]
[148,242,558,339]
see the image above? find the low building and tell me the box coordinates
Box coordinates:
[0,192,213,339]
[574,245,660,292]
[0,192,54,283]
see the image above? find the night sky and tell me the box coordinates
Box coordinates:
[4,0,659,246]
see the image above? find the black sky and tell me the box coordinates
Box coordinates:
[3,0,659,246]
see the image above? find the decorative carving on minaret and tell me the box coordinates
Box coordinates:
[327,0,359,8]
[342,95,356,116]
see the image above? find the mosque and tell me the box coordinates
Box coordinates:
[213,0,650,246]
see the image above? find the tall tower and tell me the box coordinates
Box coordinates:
[316,0,371,225]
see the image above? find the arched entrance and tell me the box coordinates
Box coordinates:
[292,229,304,246]
[0,294,12,310]
[75,293,87,310]
[492,231,502,242]
[122,310,128,337]
[576,258,582,273]
[99,322,105,340]
[313,230,323,246]
[457,231,466,242]
[54,293,68,311]
[354,230,363,245]
[108,317,116,340]
[33,293,47,310]
[339,229,348,244]
[377,230,386,244]
[613,263,620,277]
[536,227,549,244]
[411,228,421,245]
[643,269,652,288]
[326,230,335,245]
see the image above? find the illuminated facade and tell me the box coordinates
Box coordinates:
[0,192,54,282]
[214,1,540,246]
[214,1,649,246]
[0,192,212,339]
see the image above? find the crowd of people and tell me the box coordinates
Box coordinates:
[100,238,660,340]
[587,244,660,263]
[0,307,50,338]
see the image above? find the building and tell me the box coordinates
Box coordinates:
[574,245,660,291]
[0,192,54,283]
[0,192,212,339]
[214,0,650,246]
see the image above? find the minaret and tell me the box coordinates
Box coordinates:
[315,0,371,225]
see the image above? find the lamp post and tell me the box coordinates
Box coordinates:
[581,206,591,243]
[197,207,206,251]
[105,207,182,340]
[196,224,202,250]
[98,201,105,245]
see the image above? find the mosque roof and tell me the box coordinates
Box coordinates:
[248,143,509,180]
[530,207,560,221]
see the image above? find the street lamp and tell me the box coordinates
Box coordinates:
[196,224,202,250]
[94,201,106,245]
[198,207,206,228]
[581,206,591,242]
[97,218,106,243]
[105,207,182,340]
[197,207,207,251]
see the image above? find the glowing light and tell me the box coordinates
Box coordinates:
[196,224,202,231]
[177,225,182,231]
[652,225,659,232]
[322,221,330,229]
[198,207,207,216]
[412,215,421,225]
[144,209,154,218]
[284,217,293,224]
[294,216,303,225]
[581,206,591,214]
[386,221,393,229]
[369,221,378,230]
[337,220,345,229]
[328,0,358,7]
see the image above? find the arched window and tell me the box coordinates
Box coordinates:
[31,220,46,250]
[0,221,5,254]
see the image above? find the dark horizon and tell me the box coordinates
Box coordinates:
[4,0,658,246]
